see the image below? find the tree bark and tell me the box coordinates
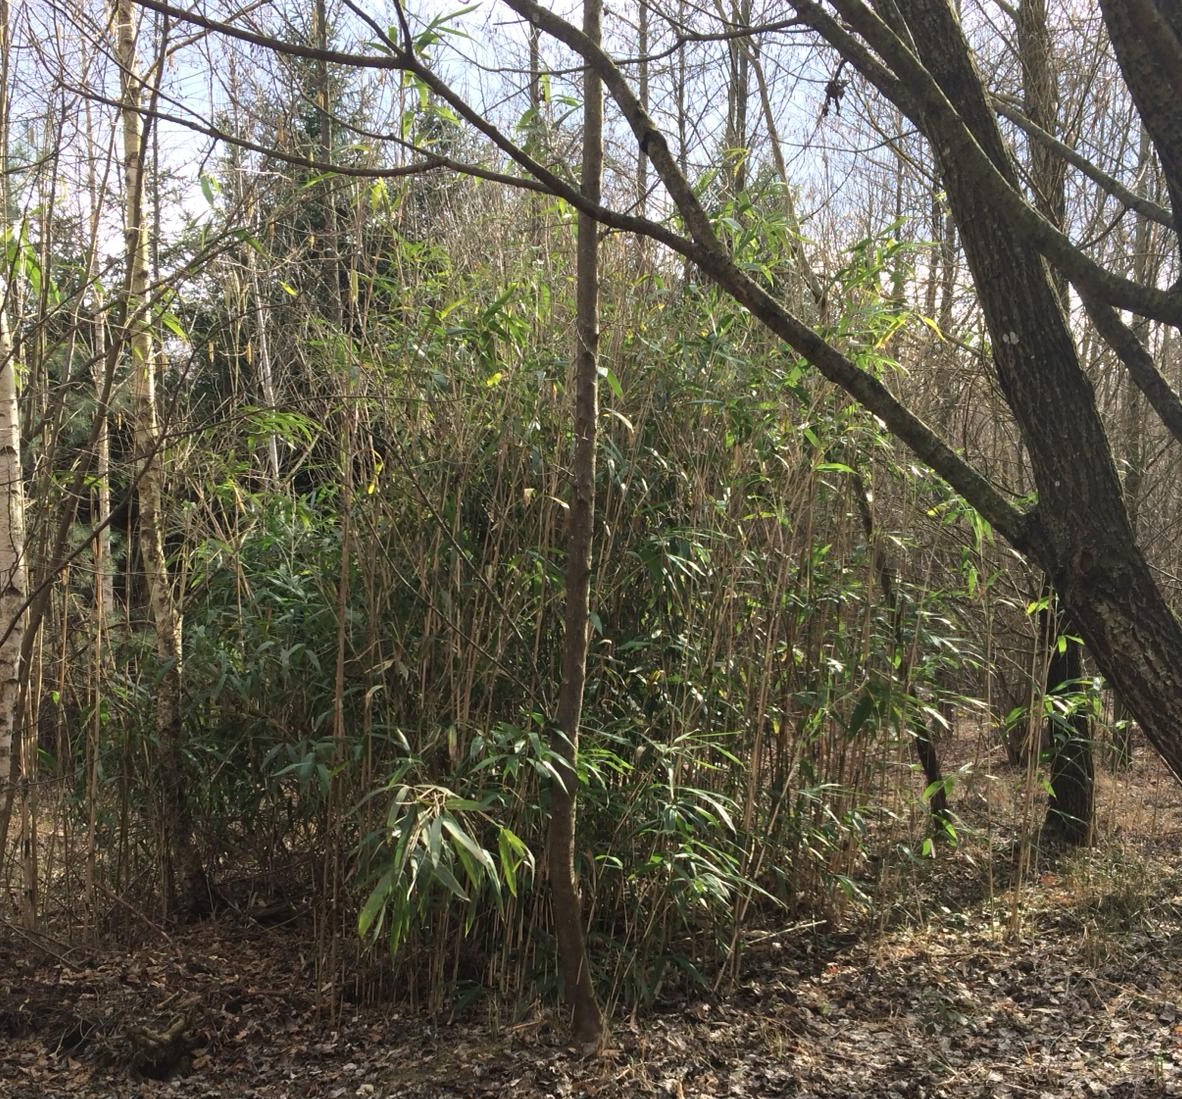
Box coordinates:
[115,0,203,917]
[888,0,1182,785]
[1098,0,1182,243]
[851,475,949,828]
[0,0,28,888]
[1041,600,1093,847]
[0,307,28,906]
[547,0,604,1050]
[1013,0,1092,840]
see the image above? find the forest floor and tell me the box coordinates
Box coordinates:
[3,749,1182,1098]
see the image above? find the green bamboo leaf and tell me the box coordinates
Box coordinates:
[425,813,444,868]
[442,815,496,877]
[358,869,394,937]
[433,859,468,901]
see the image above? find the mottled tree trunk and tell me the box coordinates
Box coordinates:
[0,0,29,911]
[0,307,28,906]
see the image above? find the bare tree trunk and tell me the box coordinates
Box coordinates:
[1112,125,1159,767]
[675,0,688,178]
[1016,0,1066,299]
[1041,598,1094,846]
[936,206,956,336]
[548,0,604,1050]
[248,249,281,481]
[635,0,647,213]
[747,41,825,316]
[723,0,752,195]
[0,304,28,906]
[0,0,29,899]
[1013,0,1092,843]
[87,269,110,916]
[851,475,949,828]
[526,23,546,250]
[312,0,344,330]
[114,0,202,917]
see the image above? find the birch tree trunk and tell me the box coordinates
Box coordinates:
[0,0,29,900]
[114,0,202,917]
[0,303,28,899]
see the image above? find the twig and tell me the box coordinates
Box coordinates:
[0,917,85,970]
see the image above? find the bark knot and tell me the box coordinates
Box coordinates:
[1070,547,1095,580]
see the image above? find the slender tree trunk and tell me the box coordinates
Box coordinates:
[924,186,940,320]
[224,53,280,482]
[723,0,752,195]
[548,0,604,1049]
[1014,0,1092,842]
[87,281,110,916]
[83,62,115,644]
[675,0,688,177]
[248,251,281,482]
[0,304,27,901]
[635,0,648,214]
[1112,125,1159,768]
[852,475,948,828]
[1041,598,1093,846]
[114,0,202,917]
[747,41,825,316]
[526,24,546,250]
[0,0,29,897]
[312,0,344,330]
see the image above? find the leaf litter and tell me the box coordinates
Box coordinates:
[2,757,1182,1097]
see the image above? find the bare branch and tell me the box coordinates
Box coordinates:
[992,95,1173,230]
[791,0,1182,325]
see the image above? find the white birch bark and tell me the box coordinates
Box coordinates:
[0,0,29,898]
[0,308,27,858]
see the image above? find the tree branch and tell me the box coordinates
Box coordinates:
[502,0,1035,554]
[991,96,1173,230]
[790,0,1182,325]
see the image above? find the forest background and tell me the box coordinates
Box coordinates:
[0,0,1181,1064]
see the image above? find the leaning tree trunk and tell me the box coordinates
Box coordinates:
[892,0,1182,785]
[547,0,605,1049]
[499,0,1182,787]
[114,0,202,917]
